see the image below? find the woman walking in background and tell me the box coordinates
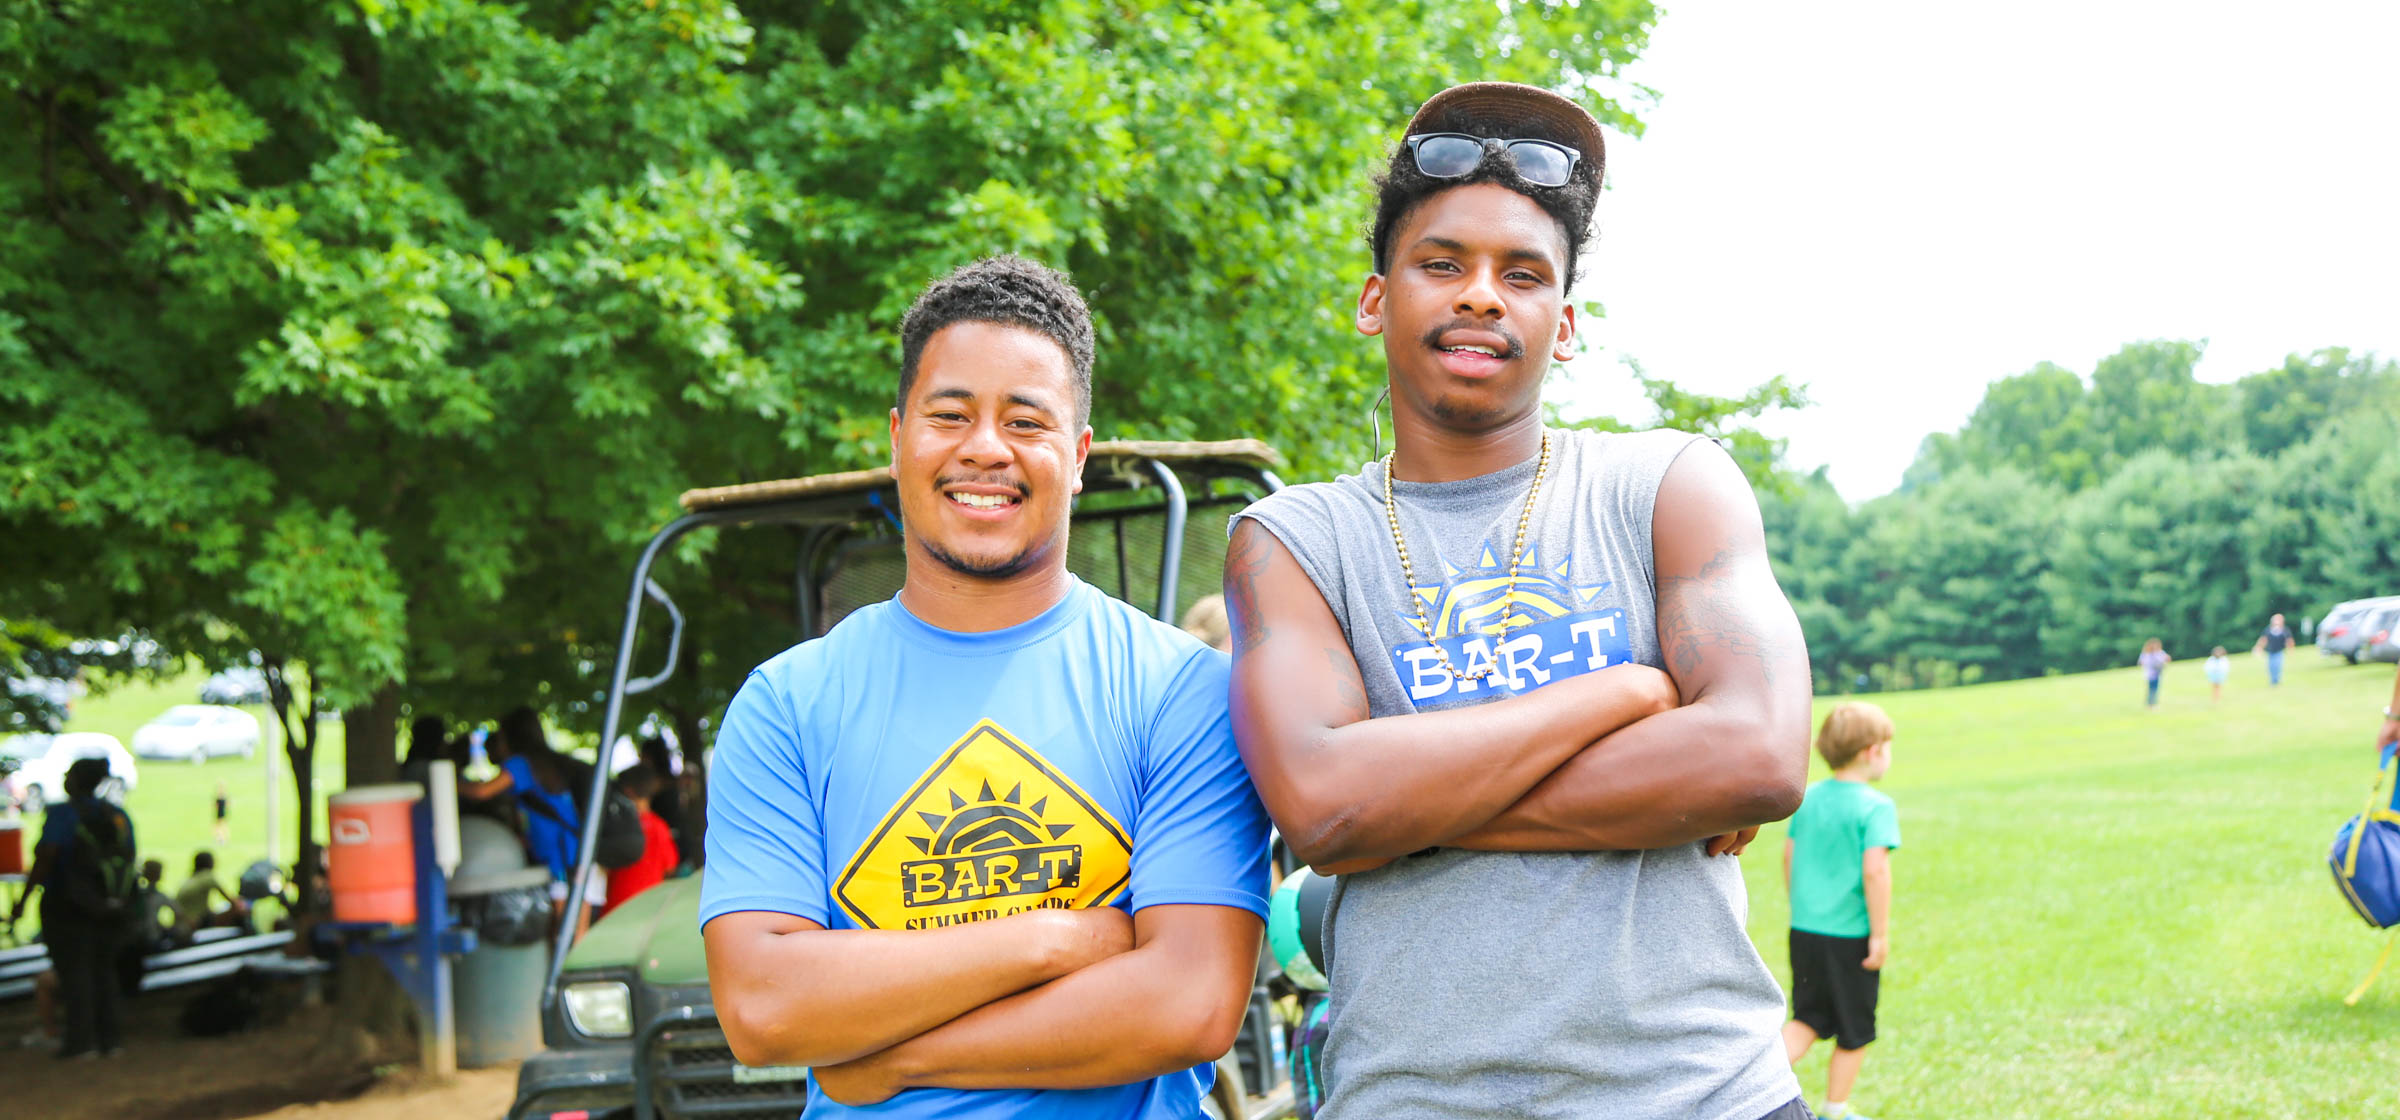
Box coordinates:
[2138,638,2170,708]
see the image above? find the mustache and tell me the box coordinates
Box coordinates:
[1420,319,1524,359]
[935,472,1030,498]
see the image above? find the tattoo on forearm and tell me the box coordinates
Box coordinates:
[1326,648,1369,722]
[1658,546,1779,688]
[1225,524,1272,655]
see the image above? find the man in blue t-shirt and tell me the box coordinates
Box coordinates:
[701,256,1272,1119]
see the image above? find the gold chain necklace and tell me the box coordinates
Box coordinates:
[1380,429,1553,681]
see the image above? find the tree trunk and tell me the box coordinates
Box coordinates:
[264,660,323,911]
[343,683,401,787]
[265,664,420,1066]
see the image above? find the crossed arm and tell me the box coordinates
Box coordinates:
[1227,442,1812,869]
[707,902,1259,1106]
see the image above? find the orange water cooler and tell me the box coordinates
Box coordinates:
[328,784,421,924]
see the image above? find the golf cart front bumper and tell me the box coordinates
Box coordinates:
[509,1005,811,1120]
[509,1041,637,1120]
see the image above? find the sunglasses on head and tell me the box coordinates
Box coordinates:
[1403,133,1583,189]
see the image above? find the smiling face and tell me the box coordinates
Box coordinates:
[1358,182,1577,432]
[889,321,1091,583]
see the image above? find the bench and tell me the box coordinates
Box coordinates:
[0,928,298,1001]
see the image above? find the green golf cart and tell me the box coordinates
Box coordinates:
[508,441,1301,1120]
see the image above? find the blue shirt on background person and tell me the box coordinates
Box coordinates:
[702,576,1271,1120]
[504,752,579,882]
[39,795,135,867]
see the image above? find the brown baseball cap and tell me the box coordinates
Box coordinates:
[1404,82,1606,180]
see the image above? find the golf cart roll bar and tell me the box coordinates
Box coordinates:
[1144,457,1188,622]
[546,441,1284,1005]
[546,509,737,1000]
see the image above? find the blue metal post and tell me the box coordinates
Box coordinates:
[410,798,457,1075]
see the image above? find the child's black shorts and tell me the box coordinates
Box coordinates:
[1789,929,1879,1048]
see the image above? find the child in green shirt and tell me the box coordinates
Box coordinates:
[1783,701,1901,1120]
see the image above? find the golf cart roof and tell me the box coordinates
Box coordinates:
[676,439,1283,518]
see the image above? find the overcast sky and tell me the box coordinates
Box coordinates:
[1551,0,2400,500]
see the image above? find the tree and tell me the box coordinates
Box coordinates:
[1787,341,2399,694]
[1901,342,2239,494]
[2,2,1662,781]
[2084,339,2235,468]
[1938,362,2097,491]
[2238,348,2400,458]
[2038,449,2269,672]
[1850,466,2059,682]
[1554,364,1808,493]
[2275,407,2400,621]
[0,622,176,734]
[1756,469,1859,691]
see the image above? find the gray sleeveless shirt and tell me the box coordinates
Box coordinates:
[1233,427,1799,1120]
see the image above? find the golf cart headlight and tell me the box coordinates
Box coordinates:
[563,980,633,1038]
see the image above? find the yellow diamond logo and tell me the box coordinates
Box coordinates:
[834,719,1132,931]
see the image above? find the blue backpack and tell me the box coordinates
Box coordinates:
[2329,744,2400,1003]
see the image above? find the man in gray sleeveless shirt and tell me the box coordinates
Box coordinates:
[1226,83,1814,1119]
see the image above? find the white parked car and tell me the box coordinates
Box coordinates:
[132,704,260,763]
[5,732,138,812]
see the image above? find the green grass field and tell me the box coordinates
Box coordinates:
[1746,649,2400,1119]
[16,650,2400,1115]
[7,667,345,940]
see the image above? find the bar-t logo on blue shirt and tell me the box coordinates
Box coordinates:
[1389,543,1634,708]
[835,720,1133,931]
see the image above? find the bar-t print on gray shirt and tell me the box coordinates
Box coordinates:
[1232,427,1800,1120]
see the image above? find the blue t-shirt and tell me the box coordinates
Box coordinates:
[506,754,580,882]
[39,796,134,860]
[701,579,1271,1120]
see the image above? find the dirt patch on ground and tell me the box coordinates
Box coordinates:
[239,1065,518,1120]
[0,972,511,1120]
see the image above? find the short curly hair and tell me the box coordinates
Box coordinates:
[898,255,1095,425]
[1368,109,1602,291]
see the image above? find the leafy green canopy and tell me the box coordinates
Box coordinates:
[1773,343,2400,692]
[0,1,1658,730]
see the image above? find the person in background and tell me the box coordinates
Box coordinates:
[7,758,135,1058]
[17,968,60,1050]
[172,851,248,939]
[134,859,176,949]
[400,715,448,790]
[601,764,680,916]
[2204,646,2230,703]
[212,781,228,846]
[638,737,694,871]
[2138,638,2170,709]
[2254,613,2294,687]
[461,708,591,935]
[1783,702,1901,1120]
[1178,594,1231,654]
